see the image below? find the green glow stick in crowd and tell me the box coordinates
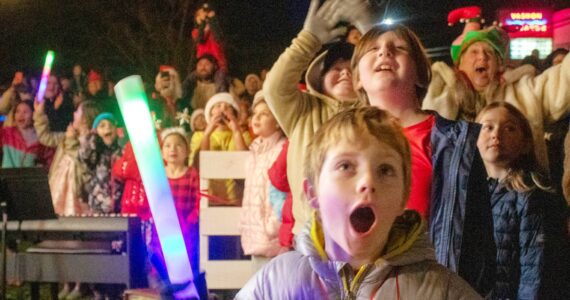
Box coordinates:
[114,75,198,298]
[35,50,55,103]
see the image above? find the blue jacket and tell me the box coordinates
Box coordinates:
[488,179,544,300]
[428,114,496,295]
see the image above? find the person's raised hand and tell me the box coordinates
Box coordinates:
[33,98,45,113]
[65,124,78,139]
[302,0,346,44]
[336,0,383,34]
[205,113,221,135]
[12,71,24,87]
[223,109,240,132]
[54,93,64,109]
[78,125,90,137]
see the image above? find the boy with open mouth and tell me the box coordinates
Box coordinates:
[236,107,480,299]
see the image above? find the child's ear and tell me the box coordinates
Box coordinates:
[303,179,319,209]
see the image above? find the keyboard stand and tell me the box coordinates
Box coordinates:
[4,216,147,300]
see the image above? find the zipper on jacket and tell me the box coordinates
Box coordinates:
[341,264,372,299]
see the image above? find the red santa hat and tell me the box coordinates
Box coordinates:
[159,65,175,72]
[204,92,240,124]
[88,70,102,83]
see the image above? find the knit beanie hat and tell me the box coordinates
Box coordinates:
[92,112,117,129]
[452,26,509,65]
[88,70,102,83]
[204,92,240,124]
[321,42,355,76]
[190,109,205,132]
[252,90,265,109]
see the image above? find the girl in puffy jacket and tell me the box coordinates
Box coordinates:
[238,91,288,271]
[1,100,53,168]
[476,102,569,299]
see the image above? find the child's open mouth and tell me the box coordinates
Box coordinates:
[350,206,376,234]
[475,66,487,73]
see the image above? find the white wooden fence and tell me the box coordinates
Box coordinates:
[199,151,253,289]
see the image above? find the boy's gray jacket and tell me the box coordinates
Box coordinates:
[236,211,482,299]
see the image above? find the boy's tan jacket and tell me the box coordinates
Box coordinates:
[423,54,570,170]
[263,30,362,234]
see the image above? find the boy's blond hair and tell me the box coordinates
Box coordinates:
[304,107,412,202]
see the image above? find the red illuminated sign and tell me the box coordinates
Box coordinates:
[520,24,548,32]
[499,9,552,38]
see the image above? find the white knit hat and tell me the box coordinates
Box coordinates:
[204,92,240,124]
[190,109,205,132]
[252,90,265,108]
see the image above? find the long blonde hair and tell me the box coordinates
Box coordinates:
[476,102,550,192]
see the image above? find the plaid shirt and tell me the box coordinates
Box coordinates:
[169,167,200,226]
[146,167,201,276]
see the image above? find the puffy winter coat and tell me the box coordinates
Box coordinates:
[111,142,150,220]
[268,140,295,248]
[489,179,570,300]
[236,210,482,300]
[1,126,53,168]
[239,132,287,257]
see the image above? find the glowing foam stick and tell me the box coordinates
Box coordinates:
[35,50,55,103]
[115,76,198,298]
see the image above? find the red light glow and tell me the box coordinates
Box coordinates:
[520,24,548,32]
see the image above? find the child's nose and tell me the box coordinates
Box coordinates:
[378,46,393,58]
[358,173,376,194]
[359,185,375,194]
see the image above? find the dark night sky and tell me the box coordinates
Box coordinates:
[0,0,568,84]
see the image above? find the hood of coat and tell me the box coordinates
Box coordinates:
[304,49,361,110]
[295,209,436,283]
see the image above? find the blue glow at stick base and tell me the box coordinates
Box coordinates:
[114,75,198,299]
[36,50,55,103]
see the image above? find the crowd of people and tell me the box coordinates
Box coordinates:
[1,0,569,299]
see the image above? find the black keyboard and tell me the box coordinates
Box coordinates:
[4,216,147,288]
